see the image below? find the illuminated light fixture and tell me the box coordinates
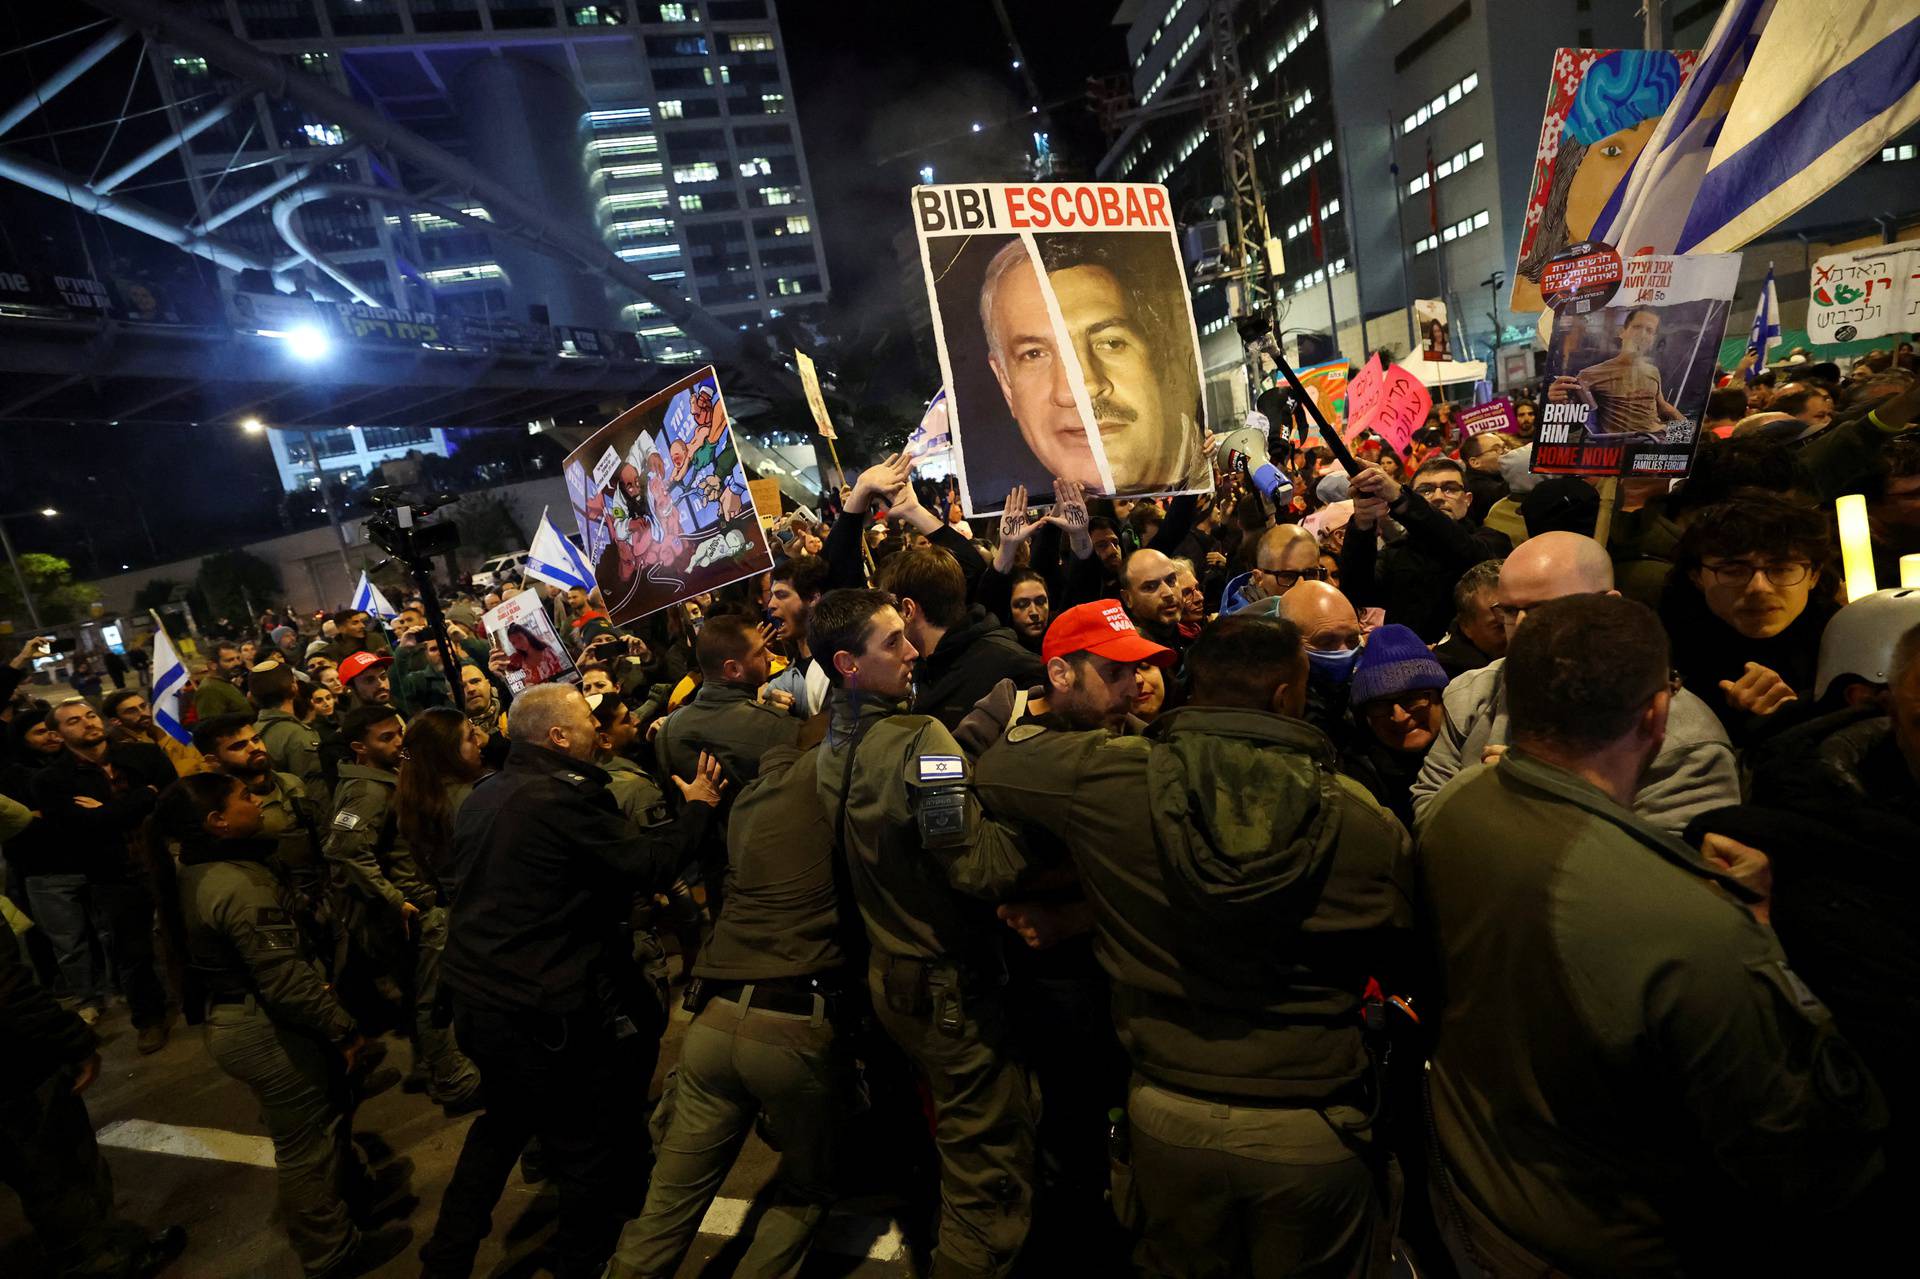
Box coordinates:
[1836,494,1876,601]
[241,418,264,433]
[919,165,934,184]
[970,122,983,133]
[39,507,57,517]
[1903,554,1920,588]
[285,326,332,361]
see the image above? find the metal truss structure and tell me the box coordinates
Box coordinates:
[0,0,791,396]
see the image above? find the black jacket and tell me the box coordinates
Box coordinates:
[1658,574,1839,742]
[0,752,59,878]
[1689,710,1920,1195]
[913,604,1045,731]
[30,742,177,879]
[1339,489,1510,643]
[0,907,95,1098]
[442,741,710,1016]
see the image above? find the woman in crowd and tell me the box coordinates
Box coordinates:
[1661,490,1841,739]
[1340,625,1449,828]
[393,709,489,896]
[151,772,411,1278]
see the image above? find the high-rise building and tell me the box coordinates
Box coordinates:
[158,1,829,364]
[1096,0,1347,423]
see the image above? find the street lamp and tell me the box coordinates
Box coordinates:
[0,507,58,630]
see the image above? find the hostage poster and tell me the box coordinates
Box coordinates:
[1511,48,1698,313]
[563,366,774,625]
[1533,252,1739,478]
[483,590,578,694]
[911,181,1211,516]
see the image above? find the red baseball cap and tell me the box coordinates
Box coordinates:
[1041,600,1176,668]
[337,651,393,684]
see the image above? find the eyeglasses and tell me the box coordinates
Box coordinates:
[1258,566,1329,588]
[1412,482,1469,498]
[1360,689,1438,722]
[1695,559,1813,588]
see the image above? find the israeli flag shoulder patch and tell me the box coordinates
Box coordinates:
[917,755,964,783]
[332,810,362,831]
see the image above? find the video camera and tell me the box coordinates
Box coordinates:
[363,487,461,569]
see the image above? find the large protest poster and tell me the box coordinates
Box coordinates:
[1808,243,1920,344]
[1533,252,1739,477]
[911,182,1210,516]
[482,590,578,694]
[562,366,774,625]
[1511,48,1698,313]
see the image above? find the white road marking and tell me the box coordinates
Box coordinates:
[96,1119,907,1262]
[96,1118,277,1169]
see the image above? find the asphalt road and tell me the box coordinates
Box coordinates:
[0,992,912,1279]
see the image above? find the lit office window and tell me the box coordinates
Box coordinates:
[658,100,684,119]
[730,34,775,51]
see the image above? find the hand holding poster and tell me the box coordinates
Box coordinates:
[562,366,775,625]
[482,590,578,695]
[1533,251,1739,477]
[911,182,1210,515]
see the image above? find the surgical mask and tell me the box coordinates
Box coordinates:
[1307,646,1361,684]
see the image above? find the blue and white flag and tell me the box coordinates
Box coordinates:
[524,505,597,593]
[1746,265,1782,377]
[147,618,191,745]
[351,572,397,621]
[1597,0,1920,256]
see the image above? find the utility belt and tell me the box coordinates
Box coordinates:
[874,950,1006,1035]
[686,972,849,1025]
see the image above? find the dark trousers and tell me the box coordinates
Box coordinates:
[0,1069,149,1276]
[421,1002,653,1279]
[25,873,167,1028]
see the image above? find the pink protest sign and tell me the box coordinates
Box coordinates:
[1343,354,1385,440]
[1371,365,1433,458]
[1457,397,1518,438]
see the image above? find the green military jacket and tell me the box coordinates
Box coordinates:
[603,754,669,830]
[655,680,800,788]
[194,675,251,721]
[974,705,1414,1104]
[325,763,434,911]
[1419,750,1886,1274]
[813,692,1028,964]
[254,770,320,879]
[256,708,330,814]
[180,843,356,1045]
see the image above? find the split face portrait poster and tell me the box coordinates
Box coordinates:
[562,366,774,625]
[1511,48,1698,313]
[912,182,1212,517]
[1533,252,1739,478]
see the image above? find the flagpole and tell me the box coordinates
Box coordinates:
[1388,113,1416,351]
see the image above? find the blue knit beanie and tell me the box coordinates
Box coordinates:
[1350,624,1449,706]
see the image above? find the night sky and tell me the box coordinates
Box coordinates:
[0,1,1128,575]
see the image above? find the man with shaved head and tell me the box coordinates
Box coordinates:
[1411,532,1739,832]
[1121,548,1186,646]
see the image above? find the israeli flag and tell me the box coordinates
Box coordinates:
[524,506,597,593]
[147,620,191,745]
[1597,1,1920,255]
[1747,266,1781,378]
[351,572,397,621]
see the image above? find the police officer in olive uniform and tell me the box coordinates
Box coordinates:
[809,588,1036,1279]
[194,715,329,922]
[975,614,1415,1279]
[606,743,851,1278]
[162,772,413,1278]
[653,614,802,788]
[253,663,333,814]
[1419,595,1887,1277]
[588,694,670,829]
[326,705,479,1109]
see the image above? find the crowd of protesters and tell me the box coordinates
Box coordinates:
[2,334,1917,1279]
